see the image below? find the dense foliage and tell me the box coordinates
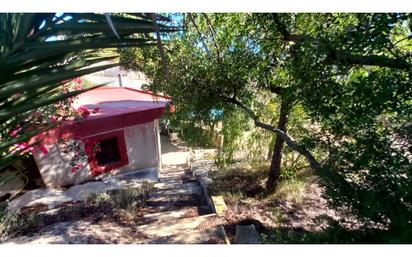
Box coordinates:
[121,13,412,240]
[276,13,412,236]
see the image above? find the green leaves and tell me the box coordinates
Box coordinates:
[281,14,412,234]
[122,13,412,239]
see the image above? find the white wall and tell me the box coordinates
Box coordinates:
[33,121,160,188]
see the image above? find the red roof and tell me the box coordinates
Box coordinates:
[73,87,171,121]
[36,87,172,144]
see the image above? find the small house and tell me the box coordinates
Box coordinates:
[32,87,172,188]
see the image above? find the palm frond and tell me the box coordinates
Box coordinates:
[0,12,178,174]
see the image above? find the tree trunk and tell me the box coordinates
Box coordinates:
[223,95,321,171]
[266,99,288,192]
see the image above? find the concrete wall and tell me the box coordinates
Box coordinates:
[33,120,160,188]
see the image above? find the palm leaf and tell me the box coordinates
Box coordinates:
[0,62,119,99]
[0,12,177,176]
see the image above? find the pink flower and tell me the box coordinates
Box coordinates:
[84,141,95,155]
[74,85,83,90]
[50,115,59,124]
[71,166,79,174]
[72,78,84,90]
[38,145,49,155]
[31,111,42,118]
[71,163,84,174]
[77,106,91,118]
[15,142,35,155]
[10,127,22,137]
[16,142,28,150]
[73,77,82,85]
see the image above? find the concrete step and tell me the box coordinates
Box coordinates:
[136,215,209,238]
[153,181,183,189]
[198,205,213,215]
[157,177,182,182]
[140,228,223,244]
[160,167,187,173]
[159,172,186,176]
[161,168,188,173]
[146,194,198,208]
[158,175,185,180]
[147,204,191,213]
[150,183,202,197]
[143,206,199,222]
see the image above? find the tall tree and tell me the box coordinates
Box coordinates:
[268,13,412,235]
[121,13,320,190]
[121,13,412,237]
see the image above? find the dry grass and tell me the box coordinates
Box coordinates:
[269,169,316,204]
[202,162,359,243]
[208,162,268,199]
[208,161,314,203]
[270,180,307,203]
[204,163,385,243]
[85,182,154,213]
[0,206,40,242]
[0,183,154,242]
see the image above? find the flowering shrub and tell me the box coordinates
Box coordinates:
[76,106,100,119]
[77,106,91,118]
[8,78,102,174]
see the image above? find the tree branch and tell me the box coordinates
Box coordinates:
[271,14,412,71]
[202,13,221,61]
[221,95,321,170]
[271,14,305,42]
[256,81,284,95]
[327,50,412,70]
[224,95,259,120]
[150,13,169,79]
[394,34,412,46]
[254,120,321,170]
[187,13,212,58]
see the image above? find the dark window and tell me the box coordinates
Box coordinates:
[95,137,121,166]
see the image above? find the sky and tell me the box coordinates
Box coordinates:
[44,13,73,41]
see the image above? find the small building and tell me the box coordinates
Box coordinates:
[32,87,172,188]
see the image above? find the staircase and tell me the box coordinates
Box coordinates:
[135,165,221,244]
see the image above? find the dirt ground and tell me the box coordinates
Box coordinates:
[198,169,362,243]
[3,200,152,244]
